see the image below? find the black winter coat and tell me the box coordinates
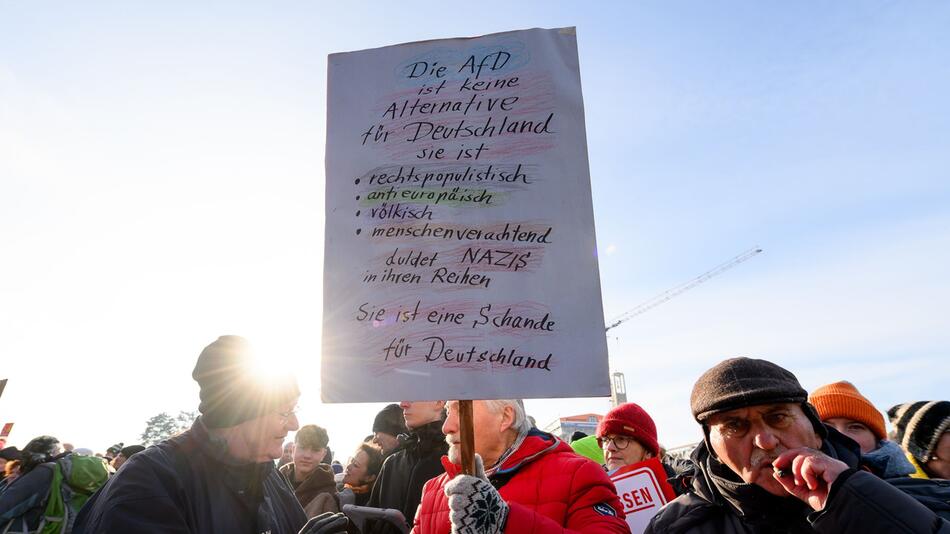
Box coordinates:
[73,418,307,534]
[365,420,448,534]
[0,462,54,532]
[646,428,950,534]
[886,476,950,521]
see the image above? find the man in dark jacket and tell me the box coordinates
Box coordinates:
[366,400,448,534]
[74,336,317,534]
[0,436,65,532]
[647,357,950,534]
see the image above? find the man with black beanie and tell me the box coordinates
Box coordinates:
[647,357,949,534]
[74,336,351,534]
[371,403,408,456]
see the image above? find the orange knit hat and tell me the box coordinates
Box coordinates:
[809,381,886,441]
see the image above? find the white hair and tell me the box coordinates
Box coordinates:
[484,399,532,434]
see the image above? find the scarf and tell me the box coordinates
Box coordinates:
[485,426,530,477]
[862,440,916,478]
[705,453,812,531]
[344,482,372,494]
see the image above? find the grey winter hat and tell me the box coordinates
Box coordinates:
[887,401,950,464]
[691,357,809,422]
[193,335,300,429]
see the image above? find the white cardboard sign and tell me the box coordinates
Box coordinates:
[322,27,608,402]
[610,458,676,534]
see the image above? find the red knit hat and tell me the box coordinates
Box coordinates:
[809,381,886,441]
[596,403,660,456]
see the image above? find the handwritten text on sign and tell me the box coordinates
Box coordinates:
[322,27,608,402]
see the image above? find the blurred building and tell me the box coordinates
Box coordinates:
[542,413,604,441]
[663,442,699,461]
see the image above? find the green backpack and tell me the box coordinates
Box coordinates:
[39,454,110,534]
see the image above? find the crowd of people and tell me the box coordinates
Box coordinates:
[1,335,948,533]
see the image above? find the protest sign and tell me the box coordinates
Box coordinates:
[322,27,608,402]
[610,457,677,534]
[1,422,13,439]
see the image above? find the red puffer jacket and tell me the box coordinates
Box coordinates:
[412,430,630,534]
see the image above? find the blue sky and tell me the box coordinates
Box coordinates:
[1,2,948,453]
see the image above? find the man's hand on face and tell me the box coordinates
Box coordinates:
[771,448,849,511]
[298,512,350,534]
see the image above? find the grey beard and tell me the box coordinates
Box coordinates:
[446,436,461,464]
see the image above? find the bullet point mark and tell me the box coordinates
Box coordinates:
[356,228,362,235]
[356,210,361,216]
[354,178,360,185]
[355,195,360,200]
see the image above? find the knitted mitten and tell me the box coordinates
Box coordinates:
[444,455,509,534]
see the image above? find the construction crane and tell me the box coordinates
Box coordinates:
[606,247,762,406]
[606,247,763,332]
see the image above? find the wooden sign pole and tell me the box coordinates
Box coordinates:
[458,399,476,475]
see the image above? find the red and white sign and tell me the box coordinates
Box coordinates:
[609,457,676,534]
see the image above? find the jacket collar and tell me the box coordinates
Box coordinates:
[189,417,275,501]
[861,440,916,478]
[442,428,566,479]
[397,420,447,455]
[280,462,336,502]
[906,453,932,479]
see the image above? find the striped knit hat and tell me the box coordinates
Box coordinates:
[887,401,950,464]
[809,381,886,441]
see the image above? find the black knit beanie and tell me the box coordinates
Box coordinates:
[373,403,408,436]
[120,445,146,458]
[887,401,950,464]
[193,335,300,429]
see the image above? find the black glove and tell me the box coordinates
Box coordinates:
[299,512,350,534]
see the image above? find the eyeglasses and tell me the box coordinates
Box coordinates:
[276,407,298,423]
[598,435,633,450]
